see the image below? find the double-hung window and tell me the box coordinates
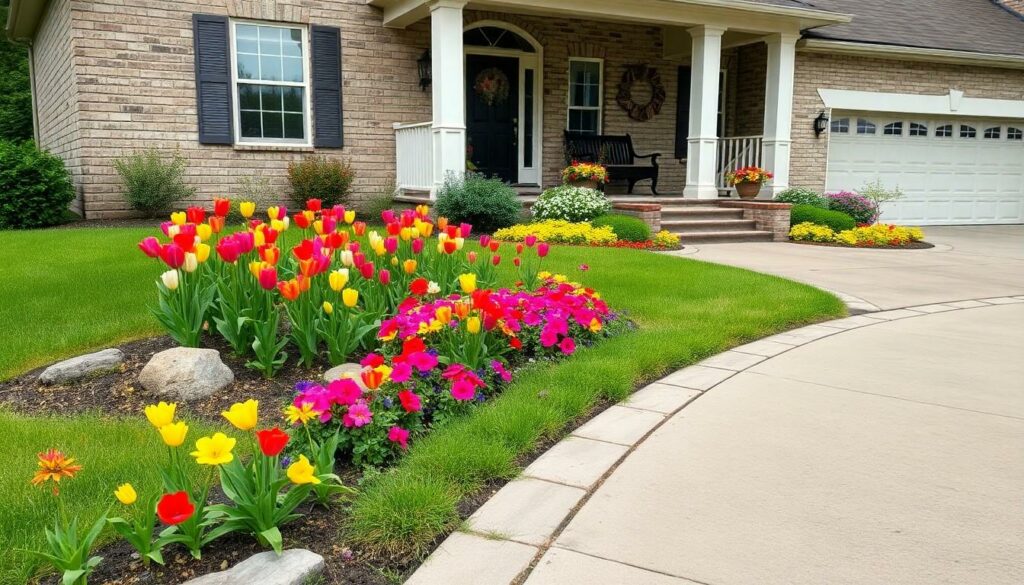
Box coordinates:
[567,59,603,135]
[232,22,310,145]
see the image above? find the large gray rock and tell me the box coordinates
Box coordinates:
[39,349,124,384]
[138,347,233,400]
[182,549,325,585]
[323,362,368,392]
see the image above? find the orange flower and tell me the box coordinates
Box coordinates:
[437,217,448,231]
[259,245,280,265]
[278,279,301,301]
[453,301,470,320]
[31,449,83,495]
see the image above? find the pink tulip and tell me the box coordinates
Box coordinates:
[467,251,477,263]
[160,243,185,269]
[411,238,424,254]
[479,235,491,248]
[524,234,537,247]
[459,223,472,238]
[359,262,375,280]
[537,242,549,258]
[379,269,391,285]
[258,267,278,290]
[381,210,396,224]
[138,236,161,258]
[384,237,398,254]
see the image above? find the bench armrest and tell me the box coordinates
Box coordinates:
[634,152,661,166]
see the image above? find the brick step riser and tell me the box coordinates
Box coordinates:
[675,232,776,244]
[660,210,746,220]
[662,221,758,233]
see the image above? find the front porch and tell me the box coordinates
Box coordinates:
[371,0,846,200]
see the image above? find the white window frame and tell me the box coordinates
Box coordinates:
[229,19,313,147]
[856,117,876,135]
[882,121,903,136]
[982,126,1001,139]
[935,123,954,138]
[1008,126,1024,141]
[908,121,928,137]
[830,117,850,134]
[566,57,604,135]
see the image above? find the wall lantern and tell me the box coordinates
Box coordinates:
[417,50,432,91]
[813,110,829,137]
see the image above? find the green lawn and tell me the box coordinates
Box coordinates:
[0,227,163,380]
[0,226,845,580]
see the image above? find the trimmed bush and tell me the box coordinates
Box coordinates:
[0,140,75,229]
[493,220,617,245]
[592,214,651,242]
[826,191,879,225]
[790,204,856,232]
[434,173,522,234]
[774,187,826,208]
[114,149,194,218]
[531,185,611,222]
[287,155,355,207]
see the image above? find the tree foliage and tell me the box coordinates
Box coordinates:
[0,0,34,142]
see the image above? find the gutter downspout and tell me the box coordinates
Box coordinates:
[27,41,39,143]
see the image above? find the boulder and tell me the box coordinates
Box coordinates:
[38,349,124,385]
[138,347,233,400]
[323,362,368,392]
[181,549,325,585]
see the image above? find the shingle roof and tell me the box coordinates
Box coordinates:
[748,0,1024,57]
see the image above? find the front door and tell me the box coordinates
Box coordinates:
[466,55,519,183]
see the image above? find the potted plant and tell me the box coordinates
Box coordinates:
[726,166,773,199]
[562,161,608,190]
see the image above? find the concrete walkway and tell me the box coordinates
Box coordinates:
[407,227,1024,585]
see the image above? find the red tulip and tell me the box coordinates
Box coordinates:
[359,262,375,280]
[442,240,457,254]
[292,239,315,261]
[467,251,477,263]
[263,228,279,245]
[353,221,367,236]
[409,277,429,296]
[386,222,400,236]
[173,233,196,253]
[160,243,185,269]
[236,232,255,254]
[258,267,278,290]
[488,241,500,253]
[157,491,195,525]
[216,238,242,263]
[278,279,301,301]
[306,198,322,212]
[537,242,550,258]
[259,245,280,265]
[379,269,391,286]
[186,206,206,225]
[138,236,161,258]
[256,427,290,457]
[208,216,225,234]
[513,257,522,267]
[213,198,230,217]
[515,243,524,255]
[293,213,311,230]
[492,254,501,266]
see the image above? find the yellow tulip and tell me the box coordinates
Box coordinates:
[322,301,334,315]
[144,402,176,429]
[466,316,481,334]
[196,223,212,241]
[399,227,412,241]
[458,273,477,294]
[114,483,137,505]
[191,432,236,466]
[313,220,325,235]
[343,210,355,224]
[454,237,465,250]
[403,259,417,274]
[267,206,280,221]
[253,229,266,247]
[170,211,186,226]
[221,399,258,431]
[286,454,321,485]
[195,243,211,263]
[249,260,265,279]
[390,257,398,266]
[159,421,189,447]
[342,288,359,308]
[329,269,349,292]
[239,201,256,219]
[270,219,286,232]
[435,305,452,323]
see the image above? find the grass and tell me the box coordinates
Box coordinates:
[0,227,163,380]
[347,245,845,555]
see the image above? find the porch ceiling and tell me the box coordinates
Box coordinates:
[367,0,850,33]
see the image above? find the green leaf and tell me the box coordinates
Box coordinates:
[260,526,283,555]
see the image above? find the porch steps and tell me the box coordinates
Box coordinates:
[660,204,774,243]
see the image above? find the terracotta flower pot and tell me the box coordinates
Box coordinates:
[734,181,762,199]
[568,179,600,190]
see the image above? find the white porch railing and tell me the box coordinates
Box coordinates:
[716,135,763,190]
[394,121,434,192]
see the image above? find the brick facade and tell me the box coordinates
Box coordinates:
[789,51,1024,192]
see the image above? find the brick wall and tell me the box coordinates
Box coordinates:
[790,51,1024,191]
[33,0,85,215]
[732,42,766,137]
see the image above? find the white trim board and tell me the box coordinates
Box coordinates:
[817,88,1024,119]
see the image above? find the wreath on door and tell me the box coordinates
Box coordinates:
[474,67,511,106]
[616,65,666,122]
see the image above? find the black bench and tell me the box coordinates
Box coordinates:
[564,131,661,195]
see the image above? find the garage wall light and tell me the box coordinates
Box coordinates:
[814,111,829,138]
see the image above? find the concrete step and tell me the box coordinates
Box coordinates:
[661,219,758,233]
[674,230,775,244]
[661,207,746,220]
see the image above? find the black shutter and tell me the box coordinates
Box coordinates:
[675,66,691,159]
[192,14,233,145]
[311,25,344,148]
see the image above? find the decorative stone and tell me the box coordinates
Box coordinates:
[323,362,368,391]
[38,349,124,384]
[138,347,233,400]
[181,549,325,585]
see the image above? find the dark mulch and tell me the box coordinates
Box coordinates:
[6,334,619,585]
[790,240,935,250]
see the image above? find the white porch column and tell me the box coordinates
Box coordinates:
[761,33,799,197]
[429,0,467,196]
[683,25,726,199]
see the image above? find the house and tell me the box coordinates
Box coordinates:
[5,0,1024,226]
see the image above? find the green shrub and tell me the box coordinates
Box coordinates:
[774,187,826,208]
[592,214,651,242]
[287,155,355,208]
[0,140,75,229]
[357,181,397,222]
[114,149,195,218]
[790,204,856,232]
[531,185,612,223]
[434,173,521,234]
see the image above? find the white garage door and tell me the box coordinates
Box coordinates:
[825,113,1024,225]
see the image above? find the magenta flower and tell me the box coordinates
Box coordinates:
[559,337,576,355]
[451,379,476,401]
[491,360,512,383]
[388,426,410,450]
[524,234,537,247]
[342,401,373,428]
[138,236,162,258]
[407,351,438,372]
[326,379,362,407]
[389,361,413,383]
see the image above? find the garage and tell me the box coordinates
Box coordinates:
[824,112,1024,225]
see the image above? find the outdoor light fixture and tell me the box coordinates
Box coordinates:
[417,50,432,91]
[814,110,829,137]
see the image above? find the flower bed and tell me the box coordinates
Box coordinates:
[494,220,681,250]
[789,221,928,248]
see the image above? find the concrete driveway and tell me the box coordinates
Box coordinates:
[676,225,1024,309]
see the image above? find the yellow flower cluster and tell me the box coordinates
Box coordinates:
[652,230,680,247]
[791,221,925,247]
[494,220,618,245]
[562,162,609,184]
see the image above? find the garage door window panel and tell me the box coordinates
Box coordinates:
[856,118,876,135]
[883,122,903,136]
[909,122,928,137]
[983,127,1001,139]
[935,124,953,138]
[830,117,849,134]
[1009,127,1023,141]
[959,125,976,139]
